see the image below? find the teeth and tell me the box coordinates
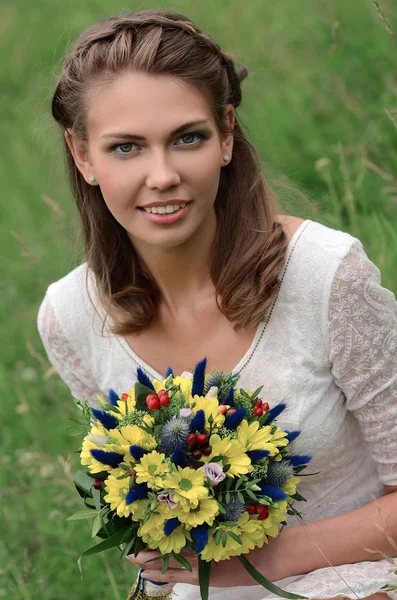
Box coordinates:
[143,203,186,215]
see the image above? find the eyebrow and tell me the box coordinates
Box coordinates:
[100,119,212,141]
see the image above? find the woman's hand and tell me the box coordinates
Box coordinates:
[126,538,290,588]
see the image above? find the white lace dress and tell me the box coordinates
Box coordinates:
[37,220,397,599]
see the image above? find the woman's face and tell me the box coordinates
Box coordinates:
[68,72,234,251]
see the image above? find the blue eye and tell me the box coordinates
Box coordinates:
[177,132,205,145]
[113,142,136,154]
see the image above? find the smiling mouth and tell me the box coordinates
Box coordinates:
[138,202,188,215]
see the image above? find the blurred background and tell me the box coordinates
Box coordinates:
[1,0,396,598]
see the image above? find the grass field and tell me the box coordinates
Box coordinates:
[1,0,397,598]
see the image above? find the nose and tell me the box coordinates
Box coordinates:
[145,151,181,190]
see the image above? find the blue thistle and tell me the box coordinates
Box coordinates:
[288,455,312,467]
[173,448,188,468]
[192,358,207,396]
[247,450,270,462]
[126,483,148,505]
[258,485,287,501]
[90,449,124,468]
[159,417,190,454]
[265,403,287,423]
[129,445,148,461]
[285,430,301,443]
[264,460,295,488]
[189,410,205,433]
[191,524,209,553]
[221,496,245,522]
[136,368,155,391]
[165,366,174,377]
[224,408,246,430]
[164,517,181,536]
[108,388,119,406]
[92,409,118,430]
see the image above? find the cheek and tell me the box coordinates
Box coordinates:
[96,158,139,213]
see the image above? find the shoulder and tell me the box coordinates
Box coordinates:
[38,262,102,338]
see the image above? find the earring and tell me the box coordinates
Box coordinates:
[223,154,230,163]
[88,176,96,183]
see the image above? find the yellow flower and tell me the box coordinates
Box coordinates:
[188,396,225,430]
[138,504,189,554]
[153,376,193,400]
[256,501,288,539]
[134,451,169,488]
[115,388,136,415]
[164,467,208,509]
[282,476,300,502]
[200,524,241,562]
[175,497,219,528]
[104,468,148,518]
[202,435,252,477]
[80,425,123,474]
[110,425,157,452]
[232,512,266,555]
[237,420,288,457]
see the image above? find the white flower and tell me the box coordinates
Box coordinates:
[202,462,226,486]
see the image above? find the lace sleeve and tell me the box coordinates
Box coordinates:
[328,240,397,485]
[37,293,102,407]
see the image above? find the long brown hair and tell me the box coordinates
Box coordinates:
[51,9,289,335]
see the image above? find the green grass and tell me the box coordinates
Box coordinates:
[1,0,397,597]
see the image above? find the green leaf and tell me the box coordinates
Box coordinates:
[92,488,101,511]
[246,489,258,501]
[120,537,136,560]
[210,455,223,462]
[235,477,244,490]
[214,529,222,545]
[225,491,231,504]
[290,492,307,502]
[225,477,233,491]
[227,531,242,544]
[67,509,97,521]
[161,554,170,574]
[198,558,211,600]
[251,386,264,399]
[221,532,227,548]
[92,513,103,537]
[172,552,192,572]
[135,383,156,410]
[237,491,245,504]
[73,470,95,496]
[80,526,130,559]
[239,555,308,599]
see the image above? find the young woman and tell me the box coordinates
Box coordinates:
[37,9,397,600]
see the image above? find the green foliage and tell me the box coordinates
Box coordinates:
[3,0,397,597]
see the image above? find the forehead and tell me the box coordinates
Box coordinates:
[85,72,214,138]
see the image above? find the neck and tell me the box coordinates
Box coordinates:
[131,211,217,316]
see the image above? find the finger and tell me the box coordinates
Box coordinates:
[141,568,198,585]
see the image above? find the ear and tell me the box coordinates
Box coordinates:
[64,129,97,185]
[221,104,235,159]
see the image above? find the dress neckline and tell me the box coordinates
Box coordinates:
[113,219,312,380]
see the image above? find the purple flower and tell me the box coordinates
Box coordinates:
[158,492,179,509]
[180,408,193,419]
[202,463,226,486]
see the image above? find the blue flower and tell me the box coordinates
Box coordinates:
[165,366,174,377]
[92,409,118,430]
[108,389,119,406]
[173,448,188,468]
[136,368,155,391]
[164,517,181,536]
[258,485,287,501]
[126,483,148,505]
[226,387,235,407]
[192,358,207,396]
[224,408,246,430]
[129,445,148,461]
[285,430,301,443]
[191,524,209,553]
[266,403,287,422]
[247,450,270,461]
[288,455,312,466]
[159,417,190,454]
[189,410,205,433]
[90,449,124,468]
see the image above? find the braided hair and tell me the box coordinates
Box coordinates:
[51,9,288,335]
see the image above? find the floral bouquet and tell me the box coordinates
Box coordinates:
[69,359,312,600]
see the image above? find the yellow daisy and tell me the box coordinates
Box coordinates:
[80,432,123,475]
[104,468,148,518]
[282,476,300,502]
[175,497,219,527]
[134,450,169,488]
[201,434,252,477]
[232,512,266,556]
[164,467,208,509]
[109,425,157,454]
[188,396,225,431]
[152,376,193,401]
[237,420,288,457]
[256,500,288,538]
[200,524,241,562]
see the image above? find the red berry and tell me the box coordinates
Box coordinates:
[228,408,237,416]
[255,399,263,407]
[121,393,129,401]
[186,433,197,445]
[202,445,212,456]
[253,407,263,417]
[247,504,257,515]
[146,393,158,405]
[159,393,170,406]
[147,397,160,410]
[196,433,208,446]
[218,405,228,415]
[256,505,269,515]
[93,479,103,490]
[262,402,270,412]
[192,449,203,459]
[258,512,269,521]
